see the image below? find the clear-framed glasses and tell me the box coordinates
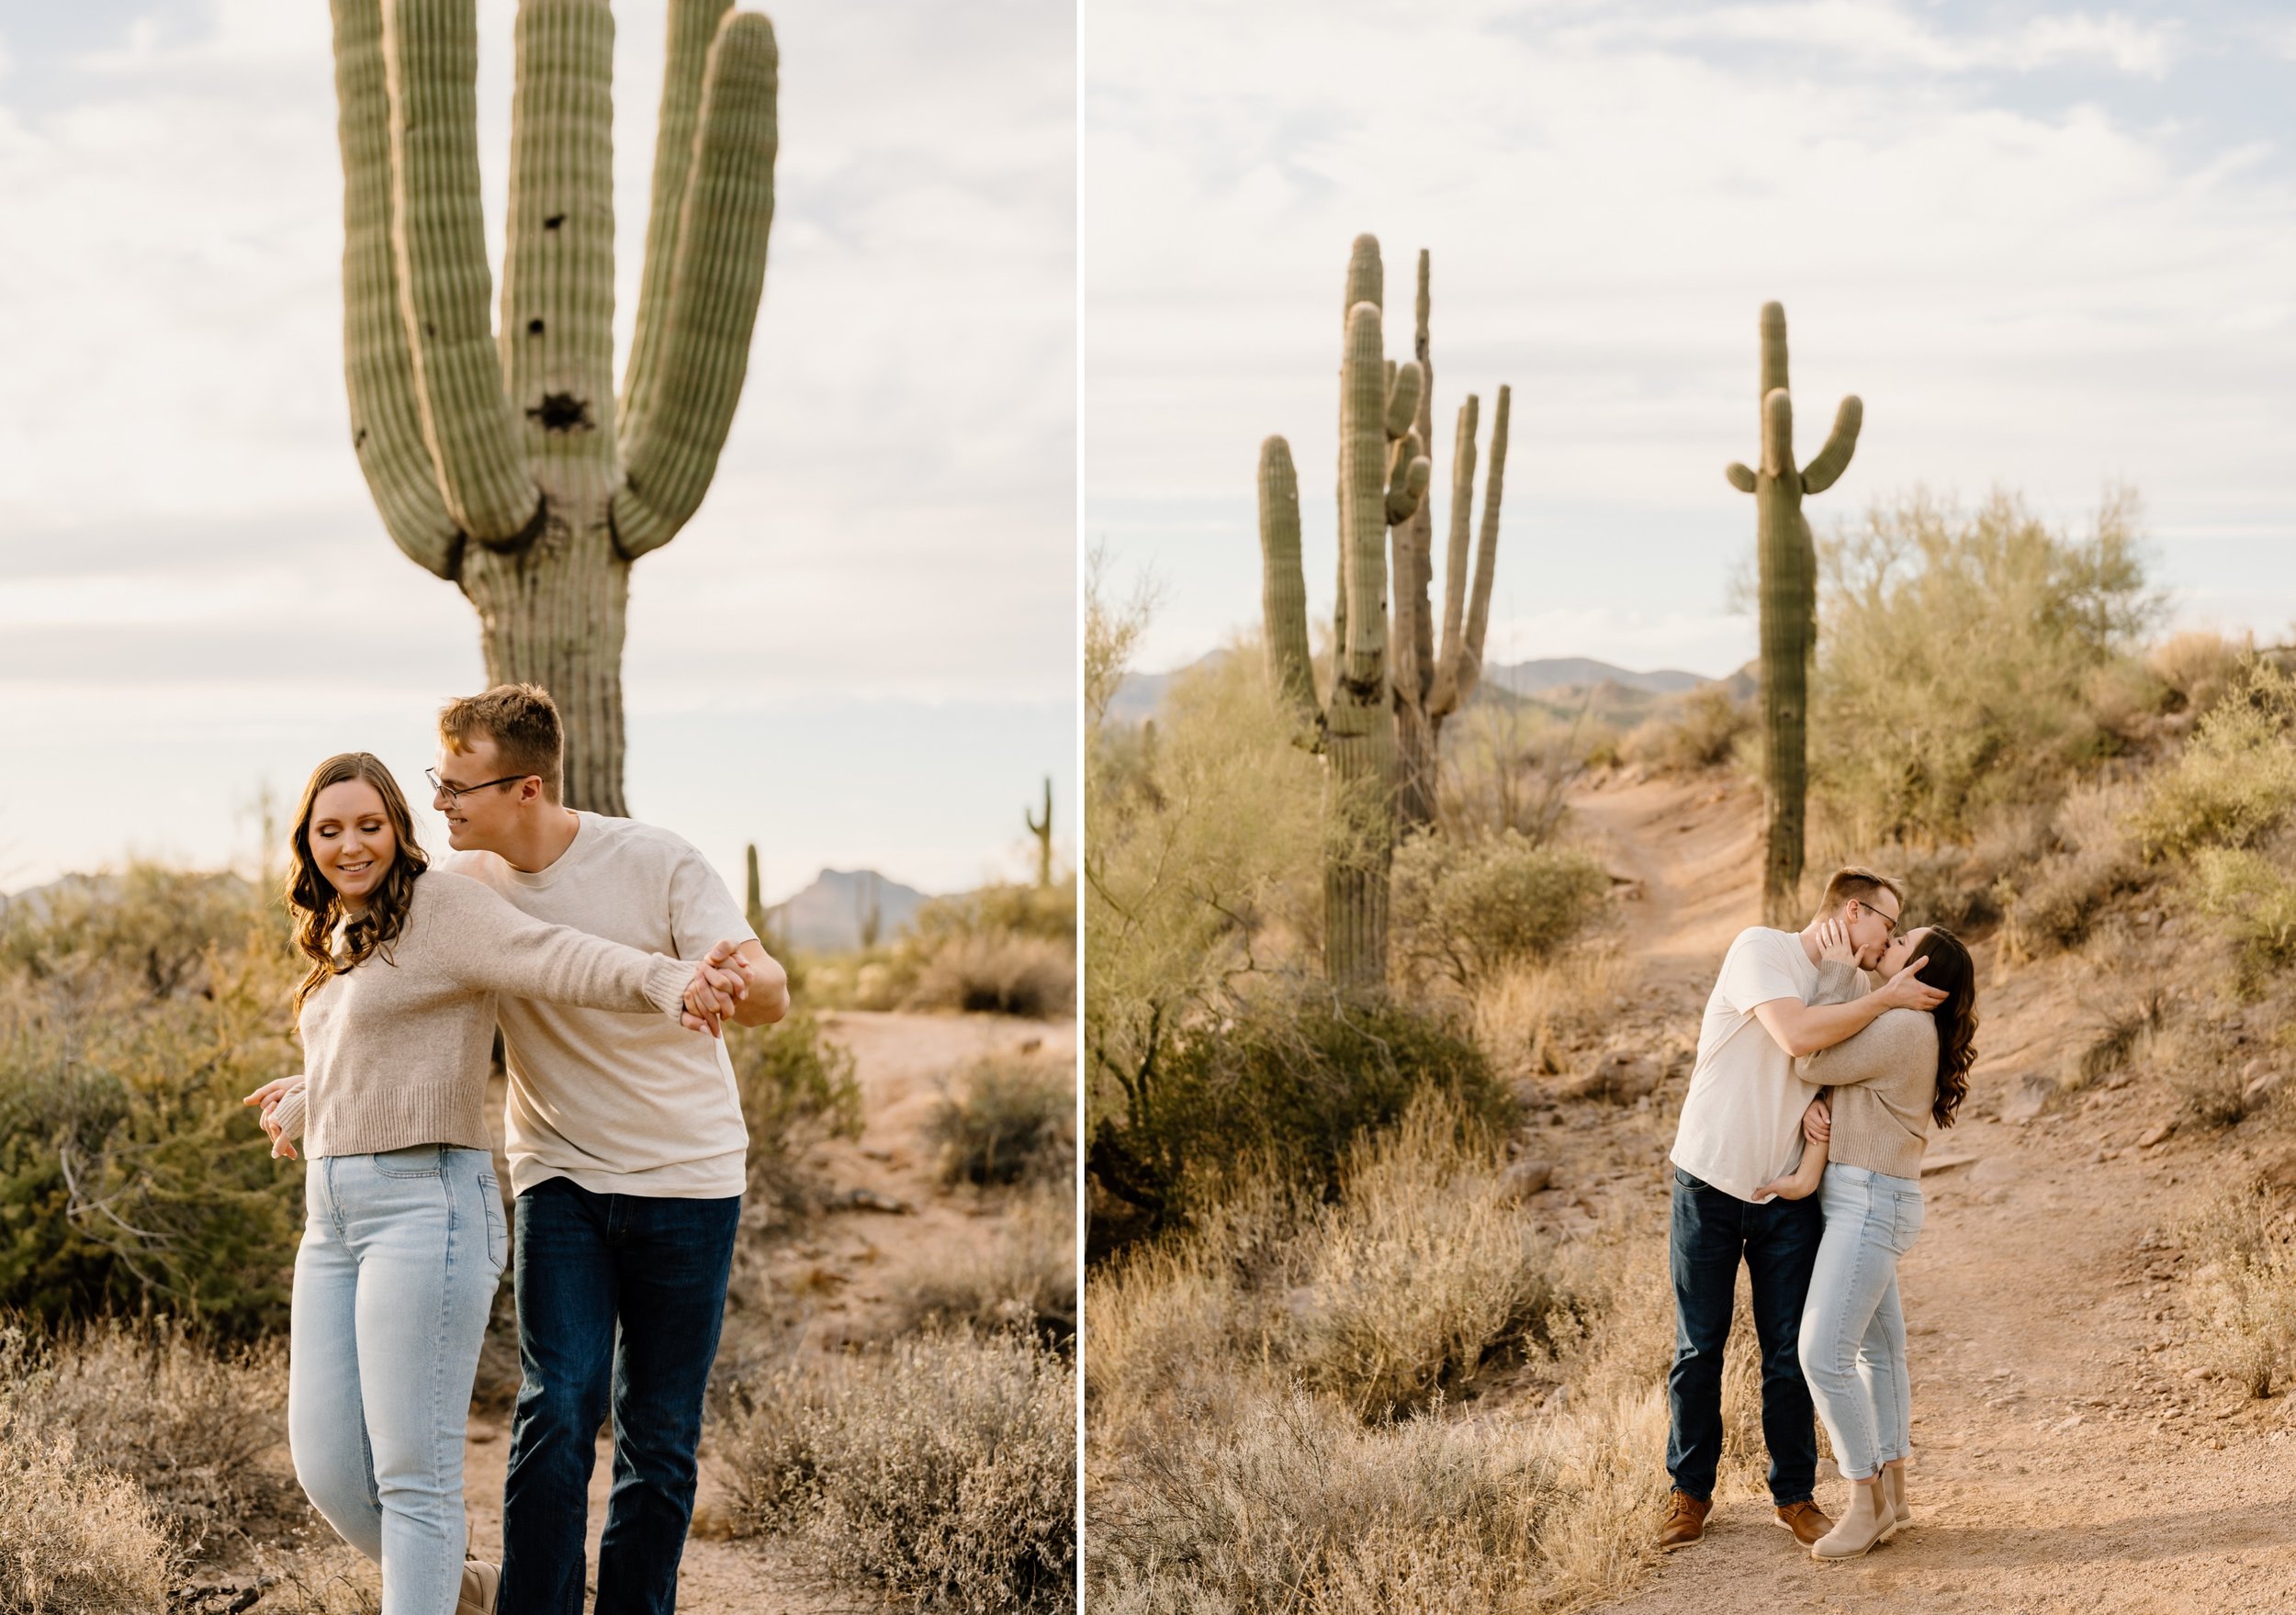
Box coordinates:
[425,767,531,806]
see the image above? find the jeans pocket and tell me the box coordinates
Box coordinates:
[373,1143,444,1179]
[480,1184,509,1273]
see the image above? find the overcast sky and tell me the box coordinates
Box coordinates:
[1086,0,2296,679]
[0,0,1075,901]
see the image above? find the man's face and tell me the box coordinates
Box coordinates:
[432,735,533,852]
[1841,892,1902,970]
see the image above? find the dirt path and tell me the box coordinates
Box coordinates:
[1568,772,2296,1614]
[455,1009,1072,1615]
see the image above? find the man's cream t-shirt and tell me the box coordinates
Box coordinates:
[1669,925,1821,1203]
[450,813,756,1198]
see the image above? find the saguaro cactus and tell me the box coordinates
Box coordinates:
[1260,234,1432,990]
[332,0,778,814]
[1725,302,1863,925]
[1025,776,1055,888]
[1391,249,1511,829]
[744,841,778,954]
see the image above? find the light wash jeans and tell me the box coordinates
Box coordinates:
[289,1145,508,1615]
[1796,1162,1923,1483]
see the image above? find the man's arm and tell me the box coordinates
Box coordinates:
[1750,958,1943,1058]
[703,938,790,1027]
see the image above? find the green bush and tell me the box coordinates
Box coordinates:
[930,1056,1075,1187]
[726,1006,865,1216]
[2189,847,2296,991]
[914,881,1076,947]
[0,869,304,1338]
[1389,831,1609,991]
[2130,662,2296,860]
[721,1328,1077,1612]
[1090,989,1513,1230]
[1812,488,2161,843]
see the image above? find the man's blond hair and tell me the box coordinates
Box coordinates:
[438,684,564,800]
[1818,866,1904,918]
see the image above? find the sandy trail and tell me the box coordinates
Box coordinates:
[1568,772,2296,1615]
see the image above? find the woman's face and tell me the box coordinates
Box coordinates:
[308,779,398,907]
[1877,925,1931,980]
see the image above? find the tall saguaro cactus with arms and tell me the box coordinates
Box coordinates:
[1725,301,1862,925]
[1391,249,1511,829]
[1260,235,1432,990]
[332,0,778,814]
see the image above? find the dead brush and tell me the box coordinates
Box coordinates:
[908,932,1076,1018]
[892,1184,1076,1345]
[2182,1178,2296,1398]
[1469,945,1627,1081]
[2060,991,2167,1095]
[929,1054,1076,1187]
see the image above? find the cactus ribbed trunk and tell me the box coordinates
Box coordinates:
[1726,302,1863,926]
[1026,776,1055,887]
[1257,236,1433,993]
[332,0,776,815]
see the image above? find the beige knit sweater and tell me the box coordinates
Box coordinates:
[1802,960,1940,1180]
[286,871,693,1160]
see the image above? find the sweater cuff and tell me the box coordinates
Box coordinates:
[271,1082,308,1142]
[645,956,696,1019]
[1812,960,1865,1005]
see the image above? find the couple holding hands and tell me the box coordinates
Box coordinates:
[1662,867,1980,1562]
[242,684,787,1615]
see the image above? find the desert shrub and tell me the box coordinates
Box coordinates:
[2184,1181,2296,1398]
[726,1006,864,1216]
[1286,1098,1575,1418]
[914,881,1076,947]
[1091,987,1509,1230]
[2131,661,2296,860]
[1812,488,2161,844]
[0,871,304,1337]
[930,1055,1075,1186]
[721,1328,1076,1612]
[2189,847,2296,991]
[21,1317,298,1563]
[894,1186,1075,1345]
[1436,697,1613,842]
[908,931,1076,1018]
[1389,831,1610,992]
[1620,683,1754,774]
[2150,630,2247,717]
[1468,946,1629,1081]
[0,1385,171,1614]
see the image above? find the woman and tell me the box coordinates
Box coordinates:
[1757,923,1977,1563]
[244,753,732,1615]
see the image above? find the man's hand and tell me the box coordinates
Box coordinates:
[1875,955,1947,1012]
[680,959,748,1037]
[1813,917,1856,968]
[711,938,792,1028]
[1803,1094,1832,1145]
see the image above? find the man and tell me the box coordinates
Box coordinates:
[1659,868,1944,1553]
[433,684,789,1615]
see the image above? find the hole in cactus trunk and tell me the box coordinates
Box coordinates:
[544,213,566,230]
[526,392,593,433]
[526,318,545,335]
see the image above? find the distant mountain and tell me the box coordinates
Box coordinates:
[1105,651,1723,728]
[770,868,930,953]
[1482,657,1708,699]
[1102,650,1227,727]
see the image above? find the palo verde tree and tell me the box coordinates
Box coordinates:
[1259,235,1432,990]
[332,0,777,813]
[1725,301,1862,925]
[1390,248,1511,829]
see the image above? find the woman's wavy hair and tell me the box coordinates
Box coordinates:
[1908,925,1977,1128]
[286,752,429,1015]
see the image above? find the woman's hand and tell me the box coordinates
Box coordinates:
[1814,916,1856,967]
[680,959,746,1037]
[244,1076,303,1161]
[1803,1093,1831,1144]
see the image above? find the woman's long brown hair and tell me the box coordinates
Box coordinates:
[1908,926,1977,1128]
[286,753,429,1015]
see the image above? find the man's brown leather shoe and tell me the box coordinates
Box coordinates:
[1773,1499,1832,1547]
[1660,1488,1711,1550]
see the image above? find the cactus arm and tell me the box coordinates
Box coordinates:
[1345,233,1382,316]
[613,10,779,560]
[381,0,541,547]
[1337,302,1390,698]
[1726,461,1758,493]
[1761,387,1795,479]
[1427,394,1480,713]
[1258,434,1324,745]
[501,0,618,465]
[1798,395,1863,494]
[332,0,462,579]
[1395,248,1437,711]
[1384,360,1423,440]
[1450,383,1509,712]
[620,0,733,452]
[1385,429,1428,526]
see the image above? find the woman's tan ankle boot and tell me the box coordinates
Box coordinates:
[1811,1480,1892,1562]
[1882,1464,1909,1535]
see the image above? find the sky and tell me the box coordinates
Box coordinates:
[1085,0,2296,679]
[0,0,1075,901]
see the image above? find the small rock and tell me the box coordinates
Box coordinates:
[1019,1036,1043,1053]
[1970,1155,2018,1187]
[826,1187,914,1215]
[2184,1365,2213,1382]
[2244,1068,2284,1108]
[1999,1074,2054,1123]
[1503,1160,1556,1200]
[2139,1121,2176,1149]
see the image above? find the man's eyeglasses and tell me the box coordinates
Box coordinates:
[425,767,532,807]
[1858,902,1901,936]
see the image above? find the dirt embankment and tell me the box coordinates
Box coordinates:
[1536,772,2296,1615]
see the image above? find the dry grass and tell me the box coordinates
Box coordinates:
[0,1357,173,1614]
[929,1054,1076,1187]
[2183,1179,2296,1398]
[719,1328,1076,1612]
[1469,945,1630,1081]
[909,931,1076,1019]
[893,1184,1076,1345]
[1620,684,1755,775]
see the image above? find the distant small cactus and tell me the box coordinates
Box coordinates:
[1025,777,1054,888]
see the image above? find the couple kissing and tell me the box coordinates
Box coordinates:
[1661,867,1980,1563]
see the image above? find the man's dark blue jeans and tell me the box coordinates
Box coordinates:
[499,1177,741,1615]
[1666,1166,1823,1507]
